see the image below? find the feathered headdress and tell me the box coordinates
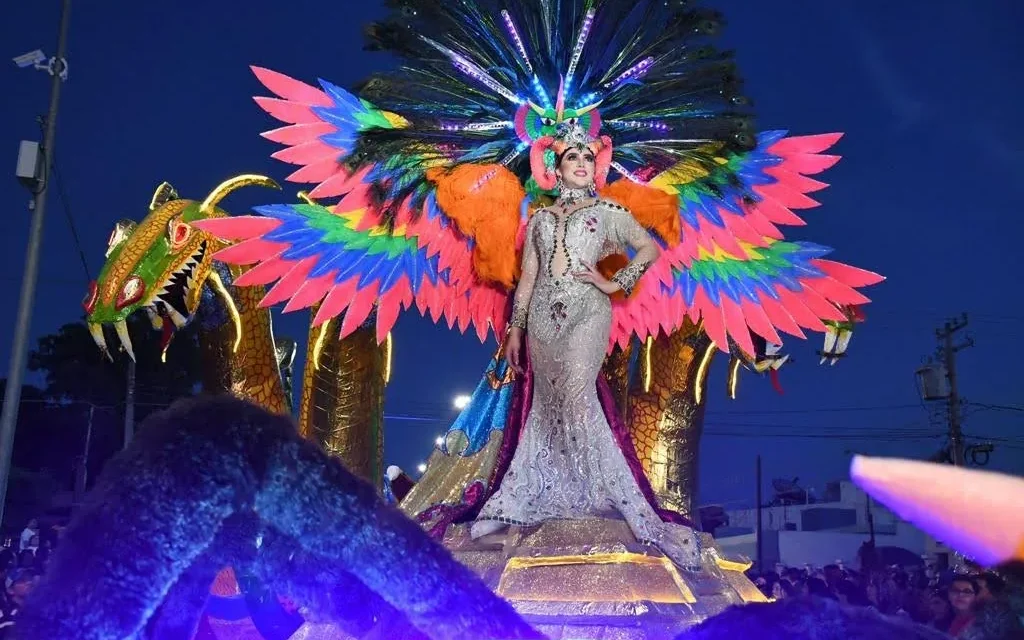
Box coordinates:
[353,0,755,213]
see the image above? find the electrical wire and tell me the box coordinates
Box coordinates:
[49,157,91,283]
[970,402,1024,413]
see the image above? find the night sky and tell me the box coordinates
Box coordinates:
[1,1,1021,509]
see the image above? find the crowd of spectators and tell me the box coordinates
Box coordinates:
[0,518,61,638]
[747,556,1024,639]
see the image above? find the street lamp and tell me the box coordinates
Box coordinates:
[453,394,471,410]
[416,463,427,474]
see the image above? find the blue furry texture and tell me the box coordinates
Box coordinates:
[17,396,542,640]
[675,597,951,640]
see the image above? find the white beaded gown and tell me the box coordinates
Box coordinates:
[470,198,702,570]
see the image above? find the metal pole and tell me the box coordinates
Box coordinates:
[755,454,763,571]
[866,495,875,546]
[123,359,135,448]
[944,327,964,466]
[74,404,93,503]
[935,314,971,467]
[0,0,72,527]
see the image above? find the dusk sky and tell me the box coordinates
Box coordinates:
[1,0,1020,509]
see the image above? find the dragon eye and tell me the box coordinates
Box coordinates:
[567,117,580,126]
[167,217,192,251]
[116,276,145,310]
[541,118,555,126]
[83,281,98,314]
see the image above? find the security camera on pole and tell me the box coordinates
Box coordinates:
[0,0,72,526]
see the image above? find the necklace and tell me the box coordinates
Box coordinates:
[555,184,595,206]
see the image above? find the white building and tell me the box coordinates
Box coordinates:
[712,480,939,569]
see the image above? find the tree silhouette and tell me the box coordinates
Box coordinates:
[28,315,203,408]
[0,317,206,521]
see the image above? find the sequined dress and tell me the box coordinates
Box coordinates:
[472,198,702,569]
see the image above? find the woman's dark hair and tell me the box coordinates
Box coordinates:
[929,587,953,607]
[807,577,836,600]
[978,571,1006,595]
[836,579,871,607]
[948,575,979,594]
[778,579,800,598]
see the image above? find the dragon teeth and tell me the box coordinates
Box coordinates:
[88,323,112,361]
[114,319,136,362]
[169,310,187,327]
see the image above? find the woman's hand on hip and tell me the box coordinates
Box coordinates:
[574,262,621,295]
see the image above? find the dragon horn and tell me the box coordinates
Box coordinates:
[555,75,566,122]
[200,174,281,216]
[149,182,179,211]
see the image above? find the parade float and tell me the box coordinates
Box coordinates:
[81,0,882,637]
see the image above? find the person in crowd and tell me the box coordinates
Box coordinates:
[17,521,37,553]
[806,577,836,600]
[0,573,38,638]
[677,596,950,640]
[836,580,873,608]
[948,575,981,637]
[922,587,954,633]
[958,572,1024,640]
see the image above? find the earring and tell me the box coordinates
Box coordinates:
[586,182,597,197]
[553,176,564,194]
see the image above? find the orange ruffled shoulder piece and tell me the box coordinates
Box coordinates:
[426,165,525,289]
[599,180,680,247]
[596,180,681,300]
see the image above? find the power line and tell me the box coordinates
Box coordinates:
[706,404,925,416]
[50,155,91,282]
[970,402,1024,413]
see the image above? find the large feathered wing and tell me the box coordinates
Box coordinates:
[194,193,516,344]
[608,130,884,354]
[194,68,522,343]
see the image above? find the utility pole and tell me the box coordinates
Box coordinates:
[755,454,763,571]
[0,0,72,527]
[866,495,876,546]
[74,405,94,504]
[124,360,136,448]
[935,314,973,467]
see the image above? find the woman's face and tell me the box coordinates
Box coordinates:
[948,581,976,614]
[556,147,596,190]
[928,594,951,619]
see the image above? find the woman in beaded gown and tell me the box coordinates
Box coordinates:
[469,125,703,570]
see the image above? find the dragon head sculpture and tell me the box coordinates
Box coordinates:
[83,175,279,361]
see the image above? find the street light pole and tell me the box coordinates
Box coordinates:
[0,0,72,526]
